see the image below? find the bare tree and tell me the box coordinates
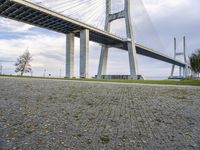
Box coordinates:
[15,50,32,76]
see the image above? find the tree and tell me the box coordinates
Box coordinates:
[189,50,200,77]
[15,50,32,76]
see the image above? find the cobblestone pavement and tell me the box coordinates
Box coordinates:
[0,77,200,150]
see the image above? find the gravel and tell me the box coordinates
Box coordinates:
[0,77,200,150]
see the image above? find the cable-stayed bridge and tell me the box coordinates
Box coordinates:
[0,0,187,79]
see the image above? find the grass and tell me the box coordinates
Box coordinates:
[100,135,110,144]
[1,74,200,86]
[70,78,200,86]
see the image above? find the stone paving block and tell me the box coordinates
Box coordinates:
[0,78,200,150]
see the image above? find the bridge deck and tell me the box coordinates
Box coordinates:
[0,0,185,67]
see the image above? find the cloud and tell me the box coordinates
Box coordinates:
[0,18,33,32]
[141,0,189,18]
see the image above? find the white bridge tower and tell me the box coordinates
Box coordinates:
[97,0,139,79]
[170,36,187,79]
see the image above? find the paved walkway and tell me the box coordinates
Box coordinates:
[0,78,200,150]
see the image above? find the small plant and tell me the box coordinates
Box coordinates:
[25,123,37,134]
[77,133,83,138]
[100,135,110,144]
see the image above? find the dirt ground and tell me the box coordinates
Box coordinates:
[0,77,200,150]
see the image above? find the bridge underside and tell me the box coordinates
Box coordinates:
[0,0,186,75]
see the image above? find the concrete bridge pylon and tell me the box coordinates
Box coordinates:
[97,0,139,79]
[169,36,188,79]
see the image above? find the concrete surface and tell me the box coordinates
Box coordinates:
[0,77,200,150]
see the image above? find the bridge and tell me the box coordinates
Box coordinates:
[0,0,187,79]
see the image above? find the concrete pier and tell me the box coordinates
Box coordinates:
[125,0,138,78]
[80,29,89,78]
[97,0,111,78]
[66,33,75,78]
[97,45,109,78]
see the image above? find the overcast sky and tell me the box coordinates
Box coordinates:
[0,0,199,79]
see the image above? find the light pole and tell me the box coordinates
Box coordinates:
[0,63,2,75]
[59,69,62,78]
[43,69,46,77]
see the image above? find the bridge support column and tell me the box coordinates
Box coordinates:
[179,66,182,77]
[127,41,138,78]
[66,33,75,78]
[97,0,110,79]
[170,65,175,77]
[97,45,109,78]
[80,29,89,78]
[125,0,138,78]
[183,67,187,78]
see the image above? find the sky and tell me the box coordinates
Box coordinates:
[0,0,199,79]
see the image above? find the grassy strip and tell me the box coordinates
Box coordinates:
[1,74,200,86]
[69,78,200,86]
